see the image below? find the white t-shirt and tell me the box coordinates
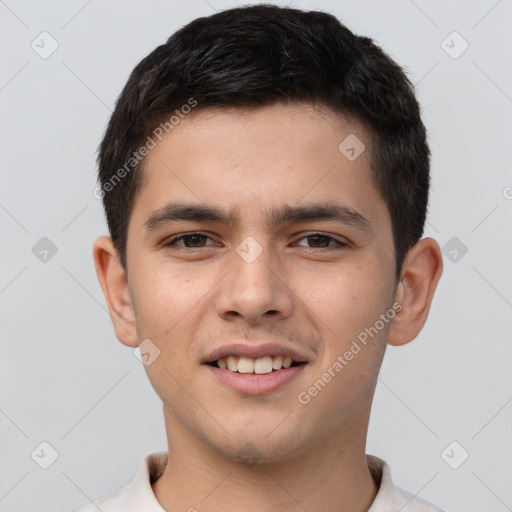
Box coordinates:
[71,452,445,511]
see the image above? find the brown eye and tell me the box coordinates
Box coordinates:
[164,233,213,248]
[305,235,331,248]
[295,233,347,250]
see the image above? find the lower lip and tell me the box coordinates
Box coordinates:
[205,364,306,395]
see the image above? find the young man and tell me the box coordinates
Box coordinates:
[79,4,444,511]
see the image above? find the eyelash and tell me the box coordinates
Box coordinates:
[163,232,348,251]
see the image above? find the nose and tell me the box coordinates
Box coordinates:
[214,238,294,326]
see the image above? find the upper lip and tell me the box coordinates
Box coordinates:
[203,342,310,364]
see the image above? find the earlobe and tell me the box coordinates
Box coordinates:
[387,237,443,347]
[92,236,139,347]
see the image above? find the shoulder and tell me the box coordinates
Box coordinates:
[69,452,168,512]
[367,454,446,512]
[389,484,446,512]
[70,488,125,512]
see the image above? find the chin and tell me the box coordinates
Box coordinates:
[214,429,308,466]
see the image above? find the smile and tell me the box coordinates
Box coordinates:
[209,355,303,374]
[205,358,307,395]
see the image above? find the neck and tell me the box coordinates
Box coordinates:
[152,408,378,512]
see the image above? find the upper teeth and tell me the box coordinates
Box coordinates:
[217,355,293,374]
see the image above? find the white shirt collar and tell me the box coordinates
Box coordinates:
[72,452,443,511]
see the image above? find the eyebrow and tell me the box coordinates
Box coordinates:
[143,201,373,234]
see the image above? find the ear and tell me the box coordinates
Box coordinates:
[387,237,443,346]
[93,236,139,347]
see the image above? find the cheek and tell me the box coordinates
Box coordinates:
[134,268,209,400]
[132,264,222,376]
[297,266,391,340]
[293,269,390,432]
[133,266,202,332]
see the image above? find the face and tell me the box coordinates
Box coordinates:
[123,103,399,462]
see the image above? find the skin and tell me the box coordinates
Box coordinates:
[93,103,443,512]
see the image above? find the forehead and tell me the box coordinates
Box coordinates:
[130,103,388,232]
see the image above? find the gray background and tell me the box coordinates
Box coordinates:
[1,1,511,511]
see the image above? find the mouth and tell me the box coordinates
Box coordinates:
[202,342,310,394]
[204,355,308,395]
[206,355,306,374]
